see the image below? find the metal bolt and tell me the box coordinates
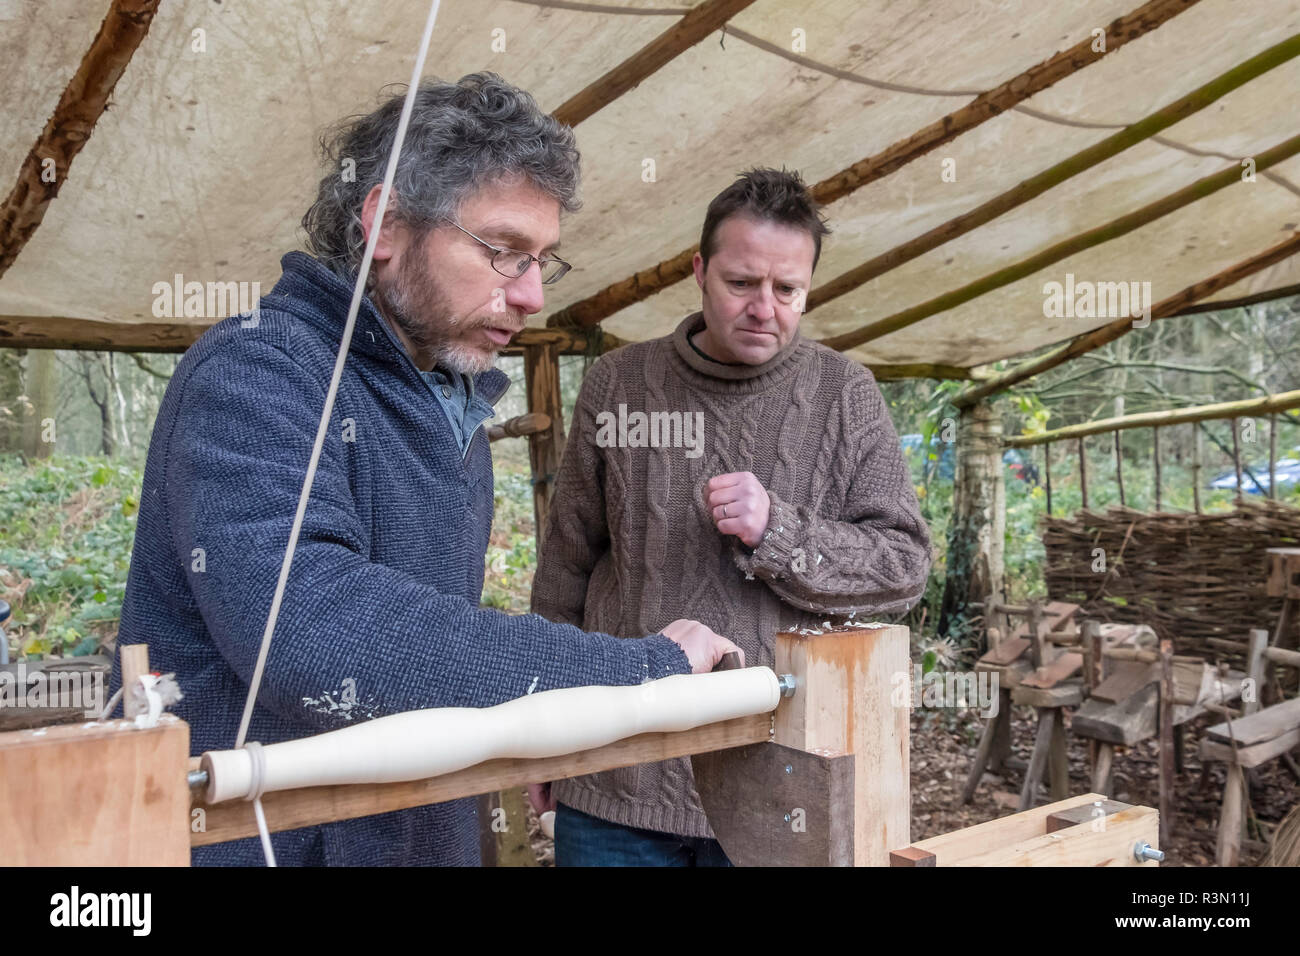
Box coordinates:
[187,769,209,790]
[777,674,797,698]
[784,765,793,774]
[784,813,791,822]
[1133,841,1165,863]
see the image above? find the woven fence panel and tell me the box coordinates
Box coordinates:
[1042,499,1300,661]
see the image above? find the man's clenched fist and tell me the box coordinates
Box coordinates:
[706,471,771,548]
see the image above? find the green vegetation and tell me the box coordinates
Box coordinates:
[0,454,140,657]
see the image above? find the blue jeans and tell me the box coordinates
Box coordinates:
[554,803,733,867]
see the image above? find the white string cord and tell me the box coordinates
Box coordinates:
[232,0,444,865]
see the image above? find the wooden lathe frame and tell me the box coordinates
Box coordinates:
[0,623,1159,866]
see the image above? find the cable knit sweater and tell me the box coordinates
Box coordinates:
[531,312,932,838]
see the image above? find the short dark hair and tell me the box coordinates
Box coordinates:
[698,167,830,271]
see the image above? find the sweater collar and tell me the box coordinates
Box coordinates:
[671,311,804,382]
[268,251,509,404]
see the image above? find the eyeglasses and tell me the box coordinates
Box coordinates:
[445,220,572,285]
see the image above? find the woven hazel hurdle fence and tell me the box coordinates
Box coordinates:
[1042,498,1300,663]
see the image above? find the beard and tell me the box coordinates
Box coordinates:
[371,242,506,376]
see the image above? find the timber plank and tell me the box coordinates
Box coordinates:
[0,716,190,865]
[981,637,1030,666]
[1073,683,1158,745]
[1200,726,1300,769]
[1091,661,1158,703]
[1020,651,1083,689]
[1205,697,1300,747]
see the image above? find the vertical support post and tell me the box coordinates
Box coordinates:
[1231,417,1242,504]
[1114,430,1125,506]
[508,344,567,867]
[120,644,149,719]
[1077,437,1088,510]
[1217,761,1244,867]
[1018,707,1055,811]
[1158,637,1174,849]
[1245,628,1267,717]
[1153,427,1161,512]
[523,344,566,544]
[773,624,909,866]
[1044,441,1053,516]
[1191,424,1202,514]
[1048,710,1069,801]
[1269,414,1278,500]
[1092,743,1114,797]
[1084,619,1103,770]
[1027,599,1044,670]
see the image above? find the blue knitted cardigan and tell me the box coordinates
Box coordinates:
[115,251,691,866]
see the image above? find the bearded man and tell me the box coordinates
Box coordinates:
[115,73,738,867]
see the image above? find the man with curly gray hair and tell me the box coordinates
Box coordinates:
[117,72,739,867]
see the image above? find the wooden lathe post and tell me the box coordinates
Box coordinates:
[773,623,910,865]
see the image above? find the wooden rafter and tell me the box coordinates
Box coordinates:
[870,363,988,381]
[551,0,757,127]
[820,132,1300,352]
[545,0,1204,330]
[805,35,1300,313]
[0,0,163,279]
[1167,281,1300,317]
[1004,388,1300,448]
[0,314,621,355]
[954,233,1300,407]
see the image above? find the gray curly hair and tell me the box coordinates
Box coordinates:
[302,72,581,279]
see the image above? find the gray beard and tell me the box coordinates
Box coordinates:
[371,256,497,376]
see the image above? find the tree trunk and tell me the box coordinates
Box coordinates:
[0,348,23,452]
[77,352,115,456]
[21,349,56,459]
[939,399,1005,641]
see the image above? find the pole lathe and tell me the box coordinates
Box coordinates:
[0,622,1161,865]
[198,668,787,804]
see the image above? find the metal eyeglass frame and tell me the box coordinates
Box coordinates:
[444,220,571,285]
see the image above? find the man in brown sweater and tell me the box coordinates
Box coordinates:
[530,168,932,865]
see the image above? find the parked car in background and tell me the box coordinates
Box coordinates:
[1209,458,1300,495]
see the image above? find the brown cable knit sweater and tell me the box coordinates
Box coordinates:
[530,312,932,838]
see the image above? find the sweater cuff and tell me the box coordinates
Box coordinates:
[734,492,805,581]
[641,633,693,680]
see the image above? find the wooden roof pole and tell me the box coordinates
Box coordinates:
[954,231,1300,407]
[0,0,164,279]
[0,315,622,355]
[546,0,1204,330]
[805,35,1300,312]
[819,132,1300,353]
[551,0,757,127]
[1003,388,1300,448]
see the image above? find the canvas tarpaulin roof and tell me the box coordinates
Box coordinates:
[1,0,1297,371]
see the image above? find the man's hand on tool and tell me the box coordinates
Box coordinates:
[662,619,744,673]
